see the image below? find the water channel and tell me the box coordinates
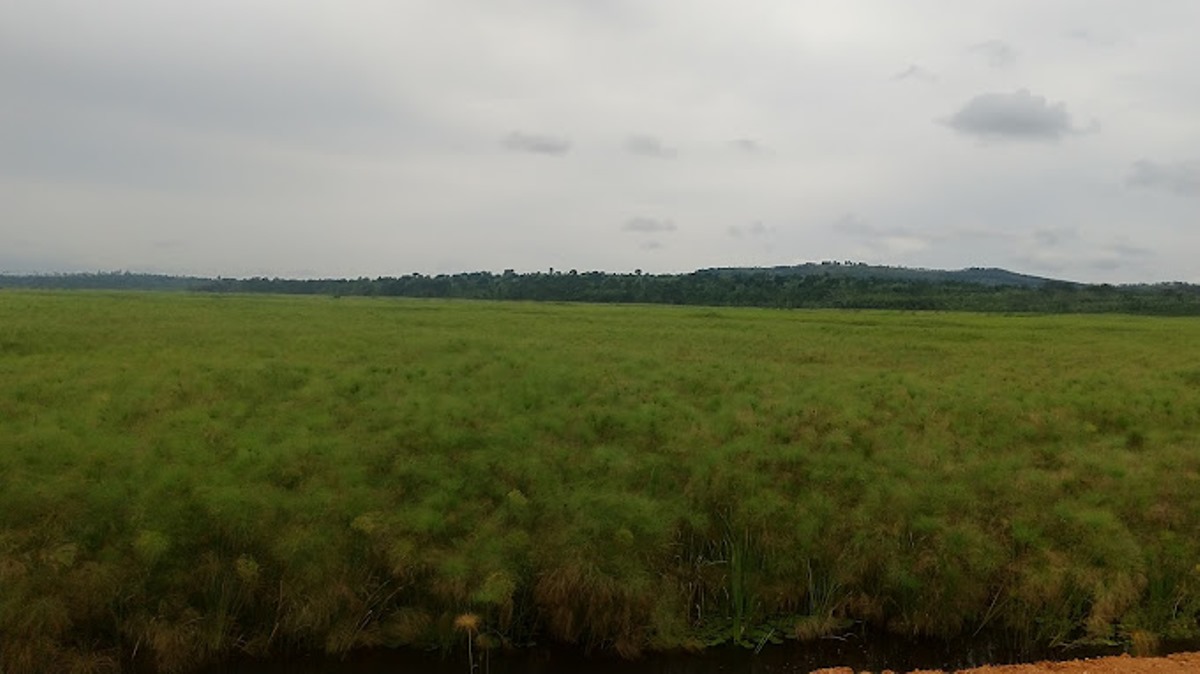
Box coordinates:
[193,632,1200,674]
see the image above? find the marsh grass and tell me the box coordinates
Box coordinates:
[1,291,1199,671]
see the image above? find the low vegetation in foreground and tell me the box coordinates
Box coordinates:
[1,291,1199,672]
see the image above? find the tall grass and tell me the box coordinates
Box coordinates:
[1,291,1199,671]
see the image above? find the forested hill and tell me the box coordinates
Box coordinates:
[3,267,1200,315]
[700,262,1060,287]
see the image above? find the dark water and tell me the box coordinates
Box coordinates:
[194,633,1200,674]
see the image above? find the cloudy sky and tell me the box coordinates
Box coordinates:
[2,1,1197,282]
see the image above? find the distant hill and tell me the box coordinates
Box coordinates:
[697,262,1068,287]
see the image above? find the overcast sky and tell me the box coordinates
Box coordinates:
[2,1,1198,282]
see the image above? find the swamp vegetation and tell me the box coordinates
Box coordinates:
[1,291,1198,672]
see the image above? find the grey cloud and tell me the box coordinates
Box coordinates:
[1109,241,1152,257]
[1033,227,1078,246]
[1084,239,1147,274]
[893,64,937,82]
[1016,233,1154,276]
[728,221,774,238]
[0,34,408,153]
[1089,240,1154,274]
[1127,160,1200,196]
[1012,253,1067,274]
[834,213,873,235]
[640,240,665,250]
[1089,241,1153,271]
[503,132,571,155]
[731,138,765,154]
[0,105,310,195]
[623,217,677,233]
[626,135,677,159]
[0,254,77,275]
[969,40,1017,67]
[834,213,926,254]
[944,226,1015,242]
[834,213,911,238]
[1064,29,1118,47]
[943,90,1075,141]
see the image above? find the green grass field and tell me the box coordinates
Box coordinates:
[2,291,1199,672]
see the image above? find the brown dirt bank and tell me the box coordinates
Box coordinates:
[813,651,1200,673]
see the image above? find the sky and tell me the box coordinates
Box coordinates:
[2,1,1198,282]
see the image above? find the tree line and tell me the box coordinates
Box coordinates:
[196,270,1200,315]
[5,269,1200,315]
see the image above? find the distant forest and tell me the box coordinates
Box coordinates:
[4,264,1200,315]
